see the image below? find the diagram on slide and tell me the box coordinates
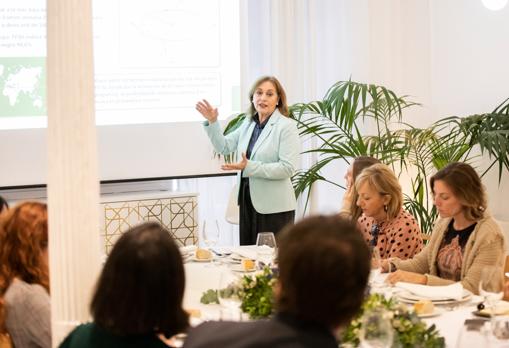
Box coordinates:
[118,0,220,68]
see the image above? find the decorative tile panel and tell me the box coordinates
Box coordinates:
[100,193,198,254]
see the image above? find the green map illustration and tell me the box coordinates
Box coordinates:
[0,57,46,117]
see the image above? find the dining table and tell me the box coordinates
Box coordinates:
[181,246,508,347]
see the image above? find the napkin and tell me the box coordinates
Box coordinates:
[395,281,464,301]
[180,245,197,256]
[230,247,258,260]
[479,301,509,316]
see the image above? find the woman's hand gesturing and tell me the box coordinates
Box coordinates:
[195,99,218,123]
[221,153,248,171]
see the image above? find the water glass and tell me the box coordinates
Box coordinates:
[456,319,490,348]
[202,219,220,249]
[359,308,394,348]
[218,271,242,321]
[371,249,383,286]
[492,316,509,340]
[256,232,276,267]
[256,232,276,248]
[479,266,504,319]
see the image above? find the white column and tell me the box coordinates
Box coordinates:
[46,0,101,346]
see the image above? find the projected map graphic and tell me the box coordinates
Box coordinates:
[0,59,45,117]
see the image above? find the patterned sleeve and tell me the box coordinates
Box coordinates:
[385,211,423,260]
[357,215,374,246]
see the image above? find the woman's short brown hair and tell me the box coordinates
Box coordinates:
[430,162,487,221]
[276,215,370,328]
[355,163,403,220]
[248,76,289,117]
[91,222,188,337]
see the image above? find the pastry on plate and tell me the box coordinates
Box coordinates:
[195,248,212,260]
[413,299,434,315]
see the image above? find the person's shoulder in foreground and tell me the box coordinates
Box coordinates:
[183,314,337,348]
[59,322,172,348]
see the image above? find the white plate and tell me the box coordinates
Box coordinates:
[416,307,445,318]
[396,289,472,305]
[230,253,243,262]
[230,264,256,273]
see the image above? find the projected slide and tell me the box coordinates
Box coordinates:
[0,0,240,129]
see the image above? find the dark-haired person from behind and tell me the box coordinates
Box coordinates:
[60,222,188,348]
[183,215,371,348]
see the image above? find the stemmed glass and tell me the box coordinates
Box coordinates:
[202,219,220,249]
[359,308,394,348]
[479,266,504,329]
[371,248,384,287]
[202,219,220,265]
[217,271,242,321]
[256,232,276,267]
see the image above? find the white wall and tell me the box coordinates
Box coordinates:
[359,0,509,220]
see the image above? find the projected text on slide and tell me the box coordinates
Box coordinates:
[0,0,240,130]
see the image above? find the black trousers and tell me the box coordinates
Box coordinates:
[238,178,295,245]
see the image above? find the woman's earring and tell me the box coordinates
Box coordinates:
[384,205,388,212]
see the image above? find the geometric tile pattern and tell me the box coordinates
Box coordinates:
[101,195,198,254]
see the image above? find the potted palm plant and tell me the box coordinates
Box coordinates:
[220,80,509,235]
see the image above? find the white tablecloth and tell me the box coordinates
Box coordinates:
[183,251,493,347]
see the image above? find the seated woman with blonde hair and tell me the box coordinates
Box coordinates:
[356,163,423,259]
[339,156,381,221]
[385,162,505,295]
[0,201,50,348]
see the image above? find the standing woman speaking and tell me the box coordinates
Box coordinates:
[196,76,300,245]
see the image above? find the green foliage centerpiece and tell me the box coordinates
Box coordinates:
[341,293,445,348]
[201,269,445,347]
[200,267,276,319]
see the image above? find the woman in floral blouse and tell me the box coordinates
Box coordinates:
[355,163,423,260]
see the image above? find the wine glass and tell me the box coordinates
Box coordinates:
[371,248,383,287]
[202,219,220,250]
[202,219,220,265]
[456,319,490,348]
[256,232,276,267]
[359,308,394,348]
[217,271,242,321]
[479,266,504,324]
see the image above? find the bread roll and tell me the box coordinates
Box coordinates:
[241,259,255,271]
[413,299,434,314]
[196,248,212,260]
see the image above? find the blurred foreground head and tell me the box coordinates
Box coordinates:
[276,214,370,328]
[91,222,188,337]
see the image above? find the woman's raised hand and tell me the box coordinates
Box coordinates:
[195,99,218,123]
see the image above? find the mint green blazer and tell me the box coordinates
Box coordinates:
[203,110,300,214]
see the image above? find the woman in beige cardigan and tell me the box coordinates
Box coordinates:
[385,162,505,295]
